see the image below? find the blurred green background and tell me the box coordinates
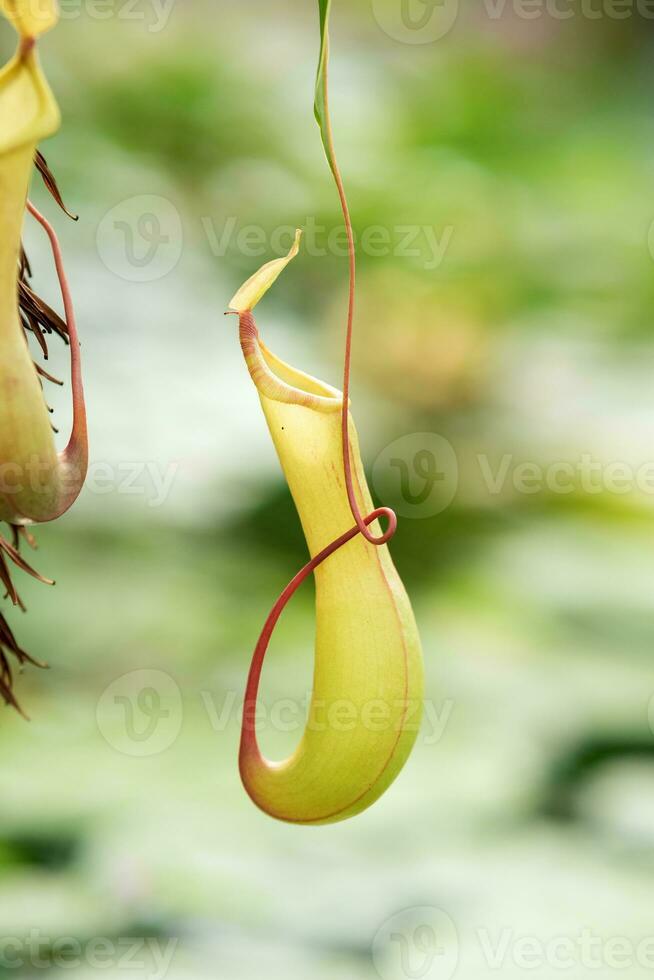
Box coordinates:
[2,0,654,976]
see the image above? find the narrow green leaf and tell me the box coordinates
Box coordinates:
[314,0,336,176]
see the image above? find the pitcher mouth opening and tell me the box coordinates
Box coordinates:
[238,310,344,414]
[0,46,60,156]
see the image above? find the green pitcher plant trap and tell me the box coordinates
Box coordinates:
[0,0,87,712]
[228,0,424,824]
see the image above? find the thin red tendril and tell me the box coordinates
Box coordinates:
[321,59,398,548]
[26,201,88,473]
[239,509,389,764]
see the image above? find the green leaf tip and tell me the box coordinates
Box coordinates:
[314,0,337,178]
